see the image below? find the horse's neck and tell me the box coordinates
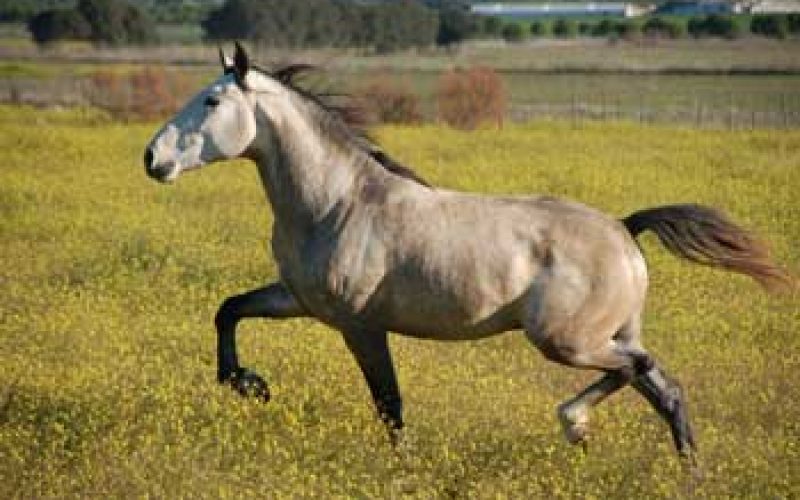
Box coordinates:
[250,95,372,237]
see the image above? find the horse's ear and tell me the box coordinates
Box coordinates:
[233,41,249,84]
[218,46,233,73]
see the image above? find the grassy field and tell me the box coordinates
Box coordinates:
[0,105,798,497]
[2,38,800,127]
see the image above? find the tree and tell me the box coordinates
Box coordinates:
[203,0,263,42]
[501,22,525,43]
[27,0,155,45]
[28,10,91,44]
[552,18,577,38]
[688,14,740,39]
[436,1,479,45]
[530,20,547,37]
[481,16,503,37]
[203,0,438,52]
[643,17,685,39]
[751,14,789,39]
[76,0,156,45]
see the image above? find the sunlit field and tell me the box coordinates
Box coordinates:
[1,105,798,497]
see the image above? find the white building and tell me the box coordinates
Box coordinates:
[745,0,800,13]
[471,2,654,18]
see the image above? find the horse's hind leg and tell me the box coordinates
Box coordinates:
[215,282,306,399]
[632,365,697,460]
[529,319,655,449]
[557,371,629,446]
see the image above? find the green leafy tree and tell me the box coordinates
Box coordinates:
[688,14,740,39]
[28,9,91,43]
[76,0,156,45]
[643,17,685,39]
[27,0,155,45]
[203,0,437,52]
[529,20,548,37]
[481,16,503,37]
[552,18,577,38]
[751,14,789,39]
[436,1,479,45]
[501,22,525,43]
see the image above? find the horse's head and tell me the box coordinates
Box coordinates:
[144,43,259,183]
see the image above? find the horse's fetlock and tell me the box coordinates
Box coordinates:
[558,401,590,445]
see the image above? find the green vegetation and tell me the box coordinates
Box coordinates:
[0,104,798,497]
[4,1,800,47]
[28,0,156,45]
[203,0,440,52]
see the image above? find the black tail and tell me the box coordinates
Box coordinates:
[623,204,793,292]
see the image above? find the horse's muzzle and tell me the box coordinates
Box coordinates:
[144,147,174,183]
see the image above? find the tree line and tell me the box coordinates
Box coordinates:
[22,0,800,48]
[499,13,800,41]
[201,0,439,53]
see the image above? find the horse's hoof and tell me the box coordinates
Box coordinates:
[680,447,703,481]
[230,368,270,403]
[564,422,589,447]
[558,403,589,447]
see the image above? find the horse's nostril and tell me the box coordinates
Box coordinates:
[144,148,154,170]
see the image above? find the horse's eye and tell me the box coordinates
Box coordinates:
[204,95,220,107]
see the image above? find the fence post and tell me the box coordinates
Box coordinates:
[728,92,735,131]
[782,93,789,129]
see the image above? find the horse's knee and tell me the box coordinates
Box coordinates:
[214,295,241,331]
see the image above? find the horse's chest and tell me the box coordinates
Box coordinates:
[272,225,385,326]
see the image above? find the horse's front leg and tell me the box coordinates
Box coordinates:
[214,282,306,400]
[342,330,404,445]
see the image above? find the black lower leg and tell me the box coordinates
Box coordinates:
[632,366,696,456]
[213,283,304,384]
[342,330,404,440]
[215,297,241,383]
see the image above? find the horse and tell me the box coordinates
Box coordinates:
[144,43,791,465]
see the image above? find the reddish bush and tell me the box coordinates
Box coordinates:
[89,67,193,120]
[436,66,507,130]
[356,75,422,125]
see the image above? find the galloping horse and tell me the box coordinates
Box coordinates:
[145,44,790,463]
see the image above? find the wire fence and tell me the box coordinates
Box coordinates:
[3,75,799,130]
[509,99,800,129]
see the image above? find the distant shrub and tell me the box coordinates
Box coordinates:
[28,9,91,44]
[615,20,641,39]
[357,76,422,124]
[436,2,482,45]
[789,13,800,34]
[688,14,741,39]
[77,0,157,45]
[27,0,156,45]
[481,16,503,37]
[436,66,506,130]
[751,14,789,39]
[578,21,595,36]
[501,22,526,43]
[643,17,685,38]
[592,19,614,36]
[553,18,577,38]
[530,20,548,37]
[590,18,640,39]
[90,67,192,120]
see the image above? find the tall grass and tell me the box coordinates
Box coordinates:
[0,105,798,497]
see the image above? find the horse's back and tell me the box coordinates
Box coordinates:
[362,187,647,340]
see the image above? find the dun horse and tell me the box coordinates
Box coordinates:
[145,44,790,463]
